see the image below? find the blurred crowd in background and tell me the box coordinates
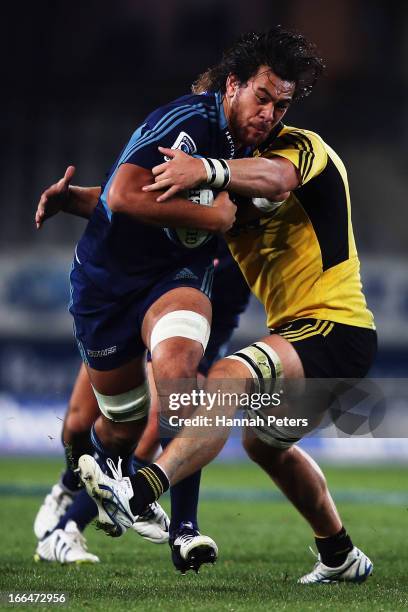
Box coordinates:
[3,0,407,253]
[1,0,407,457]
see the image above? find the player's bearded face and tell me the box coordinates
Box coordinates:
[227,66,295,147]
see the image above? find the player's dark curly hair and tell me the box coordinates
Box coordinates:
[192,26,324,101]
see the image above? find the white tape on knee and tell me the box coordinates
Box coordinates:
[150,310,211,354]
[92,382,149,422]
[226,341,283,392]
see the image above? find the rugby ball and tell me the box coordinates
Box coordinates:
[164,188,215,249]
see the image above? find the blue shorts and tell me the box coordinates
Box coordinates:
[69,259,214,371]
[145,245,251,374]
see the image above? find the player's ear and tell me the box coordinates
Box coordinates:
[225,73,240,98]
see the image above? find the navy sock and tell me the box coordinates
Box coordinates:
[160,437,201,535]
[129,464,169,516]
[61,468,81,492]
[53,489,97,533]
[90,424,135,476]
[62,431,94,491]
[132,454,150,472]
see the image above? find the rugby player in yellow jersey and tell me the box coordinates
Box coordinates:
[75,28,375,583]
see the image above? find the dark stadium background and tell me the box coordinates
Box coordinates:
[1,0,407,457]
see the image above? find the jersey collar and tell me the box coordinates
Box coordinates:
[215,91,228,130]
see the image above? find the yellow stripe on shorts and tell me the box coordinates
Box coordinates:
[279,320,323,340]
[280,320,333,342]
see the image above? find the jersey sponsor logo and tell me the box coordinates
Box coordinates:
[87,346,117,358]
[224,129,235,159]
[166,131,197,159]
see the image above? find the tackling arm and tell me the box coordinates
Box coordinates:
[144,147,300,201]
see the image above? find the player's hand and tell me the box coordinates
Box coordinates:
[35,165,76,229]
[143,147,207,202]
[213,191,237,233]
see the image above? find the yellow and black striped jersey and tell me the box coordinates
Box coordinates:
[226,124,375,331]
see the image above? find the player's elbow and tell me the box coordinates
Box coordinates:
[256,158,299,198]
[107,184,129,214]
[256,174,288,199]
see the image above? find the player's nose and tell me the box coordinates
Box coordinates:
[259,103,274,123]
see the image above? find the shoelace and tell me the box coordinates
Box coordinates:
[106,457,123,481]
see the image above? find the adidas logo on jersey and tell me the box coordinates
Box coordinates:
[173,268,198,281]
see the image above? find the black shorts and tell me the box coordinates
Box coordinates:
[270,318,377,378]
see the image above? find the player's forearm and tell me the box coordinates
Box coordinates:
[149,150,299,202]
[64,186,101,219]
[226,158,297,199]
[109,190,227,233]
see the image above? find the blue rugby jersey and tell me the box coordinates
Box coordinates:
[75,92,240,297]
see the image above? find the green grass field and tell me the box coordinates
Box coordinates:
[0,458,407,611]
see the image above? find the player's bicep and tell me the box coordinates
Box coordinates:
[107,163,154,212]
[267,156,301,191]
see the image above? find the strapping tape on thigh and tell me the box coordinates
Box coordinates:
[92,382,149,422]
[226,341,283,392]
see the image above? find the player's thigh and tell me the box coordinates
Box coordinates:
[86,354,146,396]
[257,333,305,378]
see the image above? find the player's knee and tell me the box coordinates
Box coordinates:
[243,433,283,463]
[152,340,200,379]
[150,310,210,378]
[207,357,240,380]
[242,430,295,470]
[242,433,259,462]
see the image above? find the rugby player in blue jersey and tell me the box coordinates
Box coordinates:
[57,45,245,572]
[34,171,250,570]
